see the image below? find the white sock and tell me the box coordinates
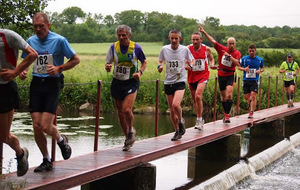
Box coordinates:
[58,135,63,143]
[44,155,51,162]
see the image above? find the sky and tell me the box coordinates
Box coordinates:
[45,0,300,27]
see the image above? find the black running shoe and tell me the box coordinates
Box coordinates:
[178,118,185,135]
[171,130,182,141]
[16,147,29,176]
[34,158,53,172]
[57,135,72,160]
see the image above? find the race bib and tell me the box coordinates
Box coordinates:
[193,59,205,71]
[246,68,256,78]
[113,65,131,80]
[286,72,294,79]
[33,54,54,74]
[168,60,182,74]
[221,55,232,67]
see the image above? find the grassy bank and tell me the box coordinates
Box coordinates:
[15,43,300,116]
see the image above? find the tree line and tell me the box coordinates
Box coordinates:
[2,1,300,65]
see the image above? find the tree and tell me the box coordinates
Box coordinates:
[0,0,50,36]
[61,6,85,24]
[103,15,114,27]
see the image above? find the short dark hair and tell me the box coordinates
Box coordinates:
[248,44,256,49]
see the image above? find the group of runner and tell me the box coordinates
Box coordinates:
[0,12,298,176]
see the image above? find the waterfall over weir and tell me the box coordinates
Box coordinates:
[191,132,300,190]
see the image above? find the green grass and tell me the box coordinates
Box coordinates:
[70,42,163,56]
[15,43,300,113]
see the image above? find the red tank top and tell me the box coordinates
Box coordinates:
[187,44,209,83]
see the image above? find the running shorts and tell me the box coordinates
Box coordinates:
[111,78,140,101]
[164,82,186,95]
[29,76,63,114]
[218,75,234,91]
[243,80,259,94]
[0,81,19,113]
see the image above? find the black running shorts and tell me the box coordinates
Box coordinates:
[164,82,186,95]
[218,75,234,91]
[111,78,140,101]
[0,81,19,113]
[243,80,259,94]
[29,76,63,114]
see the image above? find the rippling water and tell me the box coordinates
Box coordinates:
[2,112,300,190]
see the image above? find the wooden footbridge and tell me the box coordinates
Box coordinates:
[1,102,299,190]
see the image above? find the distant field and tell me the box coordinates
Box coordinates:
[71,43,300,57]
[258,48,300,55]
[71,42,163,56]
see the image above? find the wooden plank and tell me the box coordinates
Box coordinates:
[1,103,300,190]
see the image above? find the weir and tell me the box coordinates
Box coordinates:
[191,132,300,190]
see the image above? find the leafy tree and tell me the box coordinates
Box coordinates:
[61,6,85,24]
[103,15,114,27]
[114,10,144,33]
[0,0,50,36]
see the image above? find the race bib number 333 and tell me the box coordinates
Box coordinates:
[168,60,182,74]
[34,54,54,74]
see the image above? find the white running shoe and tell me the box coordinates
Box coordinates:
[194,119,204,131]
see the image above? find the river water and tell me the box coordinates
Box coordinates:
[2,111,300,189]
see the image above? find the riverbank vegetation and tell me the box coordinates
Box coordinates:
[15,43,300,117]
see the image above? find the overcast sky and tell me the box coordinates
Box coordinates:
[45,0,300,27]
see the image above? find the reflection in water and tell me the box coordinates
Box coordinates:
[2,112,300,190]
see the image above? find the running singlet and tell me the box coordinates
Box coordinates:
[280,60,299,81]
[214,42,241,77]
[0,29,28,84]
[112,41,138,81]
[240,55,264,81]
[187,44,209,83]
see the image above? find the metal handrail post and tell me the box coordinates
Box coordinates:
[94,80,102,151]
[155,79,159,137]
[0,142,2,174]
[258,76,262,110]
[236,77,240,115]
[51,113,57,161]
[275,76,278,106]
[213,77,218,121]
[267,76,271,108]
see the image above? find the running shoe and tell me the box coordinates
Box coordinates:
[178,118,185,135]
[16,147,29,176]
[171,130,182,141]
[248,111,254,119]
[288,100,292,108]
[57,134,72,160]
[122,141,131,151]
[125,127,136,146]
[34,158,53,172]
[223,113,230,123]
[194,119,204,131]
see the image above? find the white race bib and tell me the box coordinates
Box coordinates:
[286,72,294,79]
[193,59,205,71]
[113,65,131,80]
[168,60,183,74]
[221,55,232,67]
[33,54,54,74]
[246,68,256,78]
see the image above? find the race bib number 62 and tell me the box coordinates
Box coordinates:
[34,54,54,74]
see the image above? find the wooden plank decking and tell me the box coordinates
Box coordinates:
[1,103,300,190]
